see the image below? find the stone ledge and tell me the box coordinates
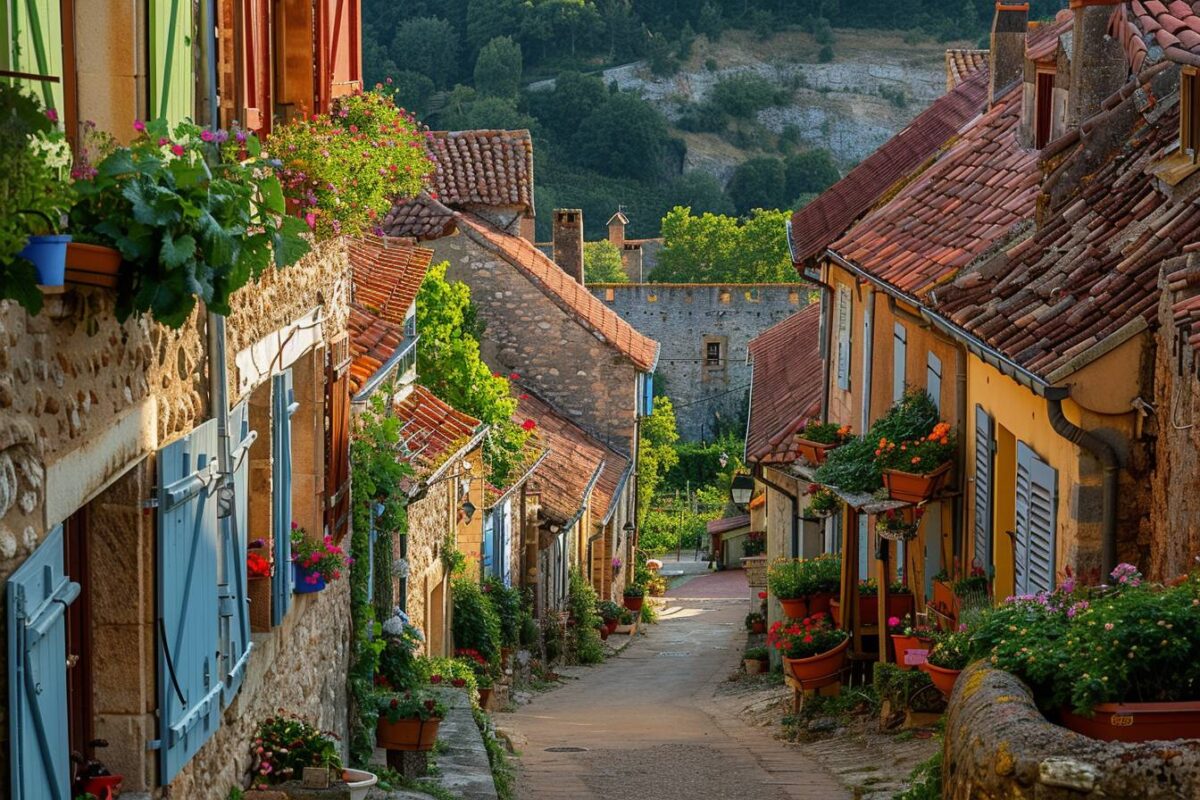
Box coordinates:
[945,662,1200,799]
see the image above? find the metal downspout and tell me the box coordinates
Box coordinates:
[1046,391,1119,577]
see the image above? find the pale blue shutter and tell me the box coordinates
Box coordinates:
[7,524,79,800]
[482,511,495,576]
[500,499,512,586]
[1015,442,1057,594]
[272,370,297,625]
[857,513,869,582]
[157,419,223,783]
[893,323,907,402]
[836,287,851,391]
[926,353,942,413]
[973,406,994,574]
[221,402,255,704]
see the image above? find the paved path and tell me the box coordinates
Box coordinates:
[506,570,851,800]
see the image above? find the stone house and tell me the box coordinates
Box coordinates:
[0,2,367,797]
[482,438,547,590]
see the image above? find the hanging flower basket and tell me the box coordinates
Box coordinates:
[882,461,952,503]
[1059,701,1200,743]
[376,717,442,752]
[782,638,850,689]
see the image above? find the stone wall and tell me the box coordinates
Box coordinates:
[591,284,805,441]
[432,237,640,456]
[944,662,1200,798]
[405,479,453,657]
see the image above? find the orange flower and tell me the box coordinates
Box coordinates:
[911,456,921,465]
[940,437,949,446]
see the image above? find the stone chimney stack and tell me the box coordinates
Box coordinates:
[989,3,1029,107]
[553,209,585,284]
[1067,1,1127,128]
[518,214,536,244]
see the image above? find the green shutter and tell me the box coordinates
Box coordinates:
[149,0,195,124]
[6,0,64,113]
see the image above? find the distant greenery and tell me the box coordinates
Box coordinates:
[584,240,628,283]
[650,207,797,283]
[638,395,680,526]
[663,433,745,492]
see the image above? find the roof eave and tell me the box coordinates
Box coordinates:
[351,334,420,405]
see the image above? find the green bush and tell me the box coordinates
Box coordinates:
[483,576,522,648]
[567,570,605,664]
[709,73,790,119]
[451,579,503,667]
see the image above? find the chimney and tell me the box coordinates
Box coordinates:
[607,210,628,249]
[519,214,536,244]
[989,3,1029,106]
[1067,1,1127,128]
[553,209,585,284]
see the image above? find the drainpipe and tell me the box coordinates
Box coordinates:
[860,288,875,432]
[756,467,800,559]
[1046,389,1119,577]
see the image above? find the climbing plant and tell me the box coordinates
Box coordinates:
[347,387,412,765]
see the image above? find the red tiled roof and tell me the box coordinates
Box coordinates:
[381,192,459,241]
[347,304,405,394]
[394,385,482,476]
[517,392,629,527]
[1126,0,1200,68]
[1110,4,1151,74]
[1025,10,1073,63]
[707,514,750,536]
[789,68,990,268]
[829,82,1039,299]
[938,91,1196,379]
[425,130,535,214]
[946,48,989,89]
[456,212,660,371]
[348,237,433,325]
[745,305,823,465]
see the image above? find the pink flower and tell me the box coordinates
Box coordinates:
[134,119,145,132]
[171,144,185,157]
[888,616,901,627]
[45,108,58,123]
[509,372,520,380]
[305,212,317,230]
[200,129,215,142]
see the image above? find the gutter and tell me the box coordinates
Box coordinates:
[569,459,606,543]
[756,466,801,559]
[1045,389,1119,578]
[352,335,420,405]
[601,460,634,527]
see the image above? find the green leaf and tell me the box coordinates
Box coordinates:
[97,149,136,178]
[273,216,312,267]
[259,176,286,215]
[159,233,196,268]
[0,257,44,315]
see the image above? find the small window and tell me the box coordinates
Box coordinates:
[706,341,722,366]
[1034,70,1054,149]
[1183,68,1200,158]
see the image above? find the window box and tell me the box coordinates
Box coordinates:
[881,461,952,503]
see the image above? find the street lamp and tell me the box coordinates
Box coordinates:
[623,520,635,536]
[718,452,729,469]
[730,473,755,506]
[460,499,477,524]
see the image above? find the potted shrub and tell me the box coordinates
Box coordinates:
[794,421,852,465]
[476,673,495,709]
[745,611,766,635]
[623,584,646,612]
[806,484,840,518]
[742,531,766,557]
[374,691,447,752]
[875,506,923,542]
[250,715,342,788]
[768,613,850,689]
[247,543,272,632]
[830,579,913,626]
[598,600,622,634]
[291,523,348,593]
[767,557,813,618]
[615,607,636,633]
[876,422,954,503]
[887,614,932,670]
[921,629,970,699]
[744,645,769,674]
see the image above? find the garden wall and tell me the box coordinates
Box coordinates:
[944,662,1200,799]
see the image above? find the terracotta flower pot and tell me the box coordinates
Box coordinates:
[623,595,644,612]
[808,592,834,617]
[881,461,952,503]
[931,580,958,619]
[744,658,766,675]
[920,662,961,699]
[248,575,272,632]
[65,242,122,288]
[1059,701,1200,742]
[795,437,836,465]
[377,716,442,752]
[750,621,766,634]
[831,592,912,627]
[782,638,849,689]
[599,625,610,641]
[605,619,618,635]
[478,687,493,709]
[890,634,932,670]
[779,597,808,618]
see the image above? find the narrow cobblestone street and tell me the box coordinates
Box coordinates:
[507,569,853,800]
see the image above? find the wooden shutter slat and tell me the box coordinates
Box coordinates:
[926,352,942,413]
[325,351,351,541]
[220,401,254,705]
[272,370,296,625]
[150,0,194,124]
[893,322,906,403]
[836,286,851,391]
[973,405,993,574]
[1027,454,1057,594]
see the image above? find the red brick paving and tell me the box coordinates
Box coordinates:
[670,567,751,599]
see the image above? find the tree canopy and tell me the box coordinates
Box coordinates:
[650,207,797,283]
[584,240,628,283]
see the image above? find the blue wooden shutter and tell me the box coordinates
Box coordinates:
[7,524,79,800]
[221,402,255,705]
[836,287,851,391]
[149,0,195,124]
[892,323,907,402]
[1015,442,1057,594]
[644,373,655,417]
[482,511,495,576]
[973,406,994,574]
[857,513,869,582]
[926,353,942,413]
[157,419,223,783]
[272,370,297,625]
[500,499,512,586]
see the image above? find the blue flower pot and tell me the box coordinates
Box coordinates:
[293,562,326,594]
[20,234,71,287]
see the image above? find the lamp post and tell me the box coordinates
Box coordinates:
[730,473,755,507]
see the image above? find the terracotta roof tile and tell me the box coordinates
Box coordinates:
[789,68,990,267]
[937,89,1194,379]
[484,437,546,507]
[707,514,750,535]
[456,212,660,371]
[517,393,629,526]
[829,82,1039,299]
[946,48,989,89]
[348,237,433,325]
[1025,11,1072,63]
[1125,0,1200,67]
[424,130,535,214]
[394,385,482,477]
[346,304,407,395]
[381,192,458,241]
[745,305,823,465]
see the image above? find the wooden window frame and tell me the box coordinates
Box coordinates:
[1184,68,1200,161]
[1034,68,1055,149]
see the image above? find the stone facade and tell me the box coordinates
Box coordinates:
[432,236,641,456]
[0,239,352,798]
[591,284,805,441]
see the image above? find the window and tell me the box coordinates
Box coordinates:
[1183,68,1200,159]
[149,0,196,125]
[926,353,943,413]
[973,406,994,574]
[836,286,852,391]
[1015,441,1057,595]
[702,337,727,382]
[893,323,907,402]
[706,341,722,365]
[1034,70,1055,149]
